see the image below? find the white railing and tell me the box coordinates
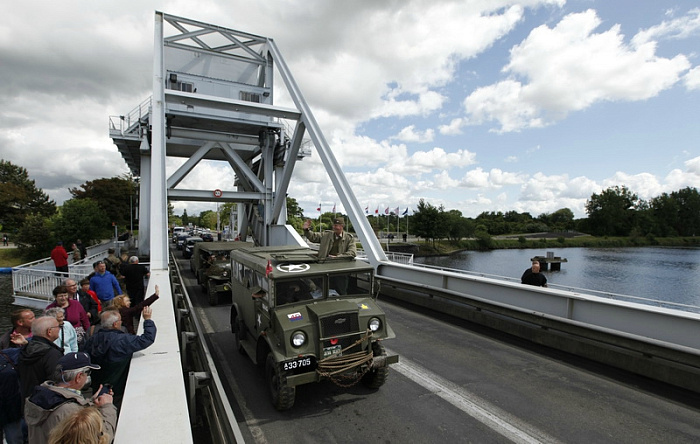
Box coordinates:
[11,239,137,307]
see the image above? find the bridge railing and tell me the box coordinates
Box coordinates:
[11,239,137,308]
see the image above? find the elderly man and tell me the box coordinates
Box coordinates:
[89,261,122,306]
[302,218,357,259]
[521,260,548,287]
[16,317,64,407]
[24,352,117,444]
[0,309,35,349]
[84,306,157,408]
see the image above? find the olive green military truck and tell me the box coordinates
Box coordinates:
[229,245,398,410]
[190,241,251,305]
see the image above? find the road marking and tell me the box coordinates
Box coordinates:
[386,348,562,444]
[210,338,269,444]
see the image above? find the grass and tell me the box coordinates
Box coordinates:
[0,249,24,267]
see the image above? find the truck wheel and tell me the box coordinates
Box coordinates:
[232,315,246,355]
[361,342,389,389]
[208,281,219,306]
[265,352,295,410]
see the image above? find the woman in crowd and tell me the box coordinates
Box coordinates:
[111,285,159,334]
[48,407,109,444]
[46,285,90,346]
[44,307,78,354]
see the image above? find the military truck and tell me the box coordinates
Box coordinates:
[190,241,250,305]
[229,245,398,410]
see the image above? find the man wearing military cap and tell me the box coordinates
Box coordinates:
[302,217,357,259]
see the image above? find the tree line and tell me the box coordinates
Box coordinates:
[2,158,698,260]
[409,185,700,245]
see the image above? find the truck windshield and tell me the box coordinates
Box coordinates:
[274,271,372,306]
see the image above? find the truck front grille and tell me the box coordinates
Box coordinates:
[320,313,359,337]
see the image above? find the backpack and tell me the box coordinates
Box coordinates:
[0,348,22,423]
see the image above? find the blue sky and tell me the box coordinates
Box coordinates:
[1,0,698,220]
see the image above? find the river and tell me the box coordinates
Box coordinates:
[414,246,700,311]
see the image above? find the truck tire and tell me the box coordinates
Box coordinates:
[361,342,389,389]
[232,315,246,355]
[266,352,295,410]
[208,281,219,306]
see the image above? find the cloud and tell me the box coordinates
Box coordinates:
[393,125,435,143]
[684,66,700,90]
[463,9,692,132]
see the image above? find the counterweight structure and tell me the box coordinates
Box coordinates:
[110,12,387,269]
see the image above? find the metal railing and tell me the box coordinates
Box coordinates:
[408,261,700,314]
[11,239,136,308]
[109,96,152,136]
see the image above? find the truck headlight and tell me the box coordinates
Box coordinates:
[368,317,381,332]
[291,331,306,347]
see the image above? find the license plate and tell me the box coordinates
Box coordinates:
[282,357,312,371]
[323,344,342,358]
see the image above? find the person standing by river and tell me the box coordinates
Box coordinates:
[521,260,547,287]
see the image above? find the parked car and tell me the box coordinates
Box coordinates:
[201,232,214,242]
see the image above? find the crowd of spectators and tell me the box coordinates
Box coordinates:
[1,249,158,444]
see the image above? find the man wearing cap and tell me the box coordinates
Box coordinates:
[89,261,122,306]
[302,218,357,259]
[50,242,68,275]
[24,352,117,444]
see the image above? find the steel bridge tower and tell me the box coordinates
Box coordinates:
[110,12,387,270]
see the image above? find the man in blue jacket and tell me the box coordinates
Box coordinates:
[89,261,122,306]
[84,306,156,408]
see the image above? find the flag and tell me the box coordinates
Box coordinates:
[317,203,321,212]
[365,206,369,215]
[332,203,336,213]
[375,207,379,214]
[394,207,400,214]
[384,207,389,215]
[402,207,408,216]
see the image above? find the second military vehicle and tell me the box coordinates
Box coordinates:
[190,241,250,305]
[229,245,398,410]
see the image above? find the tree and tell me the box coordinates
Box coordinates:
[69,175,135,230]
[548,208,575,231]
[0,159,56,231]
[585,186,640,236]
[53,198,111,245]
[672,187,700,236]
[412,199,446,246]
[15,213,55,260]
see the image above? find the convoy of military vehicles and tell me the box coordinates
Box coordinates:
[176,235,398,410]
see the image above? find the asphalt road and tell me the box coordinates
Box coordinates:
[175,255,700,444]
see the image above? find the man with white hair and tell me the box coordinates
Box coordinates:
[24,352,117,444]
[16,317,64,408]
[121,255,150,306]
[84,307,156,408]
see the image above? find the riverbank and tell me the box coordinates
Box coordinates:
[408,235,700,257]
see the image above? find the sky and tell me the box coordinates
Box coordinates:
[1,0,699,221]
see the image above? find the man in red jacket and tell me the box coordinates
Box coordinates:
[50,241,69,275]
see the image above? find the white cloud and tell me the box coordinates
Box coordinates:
[464,9,692,132]
[684,66,700,90]
[393,125,435,143]
[438,118,465,135]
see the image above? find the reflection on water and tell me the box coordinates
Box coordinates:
[415,247,700,308]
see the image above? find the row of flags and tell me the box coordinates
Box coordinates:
[316,203,409,216]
